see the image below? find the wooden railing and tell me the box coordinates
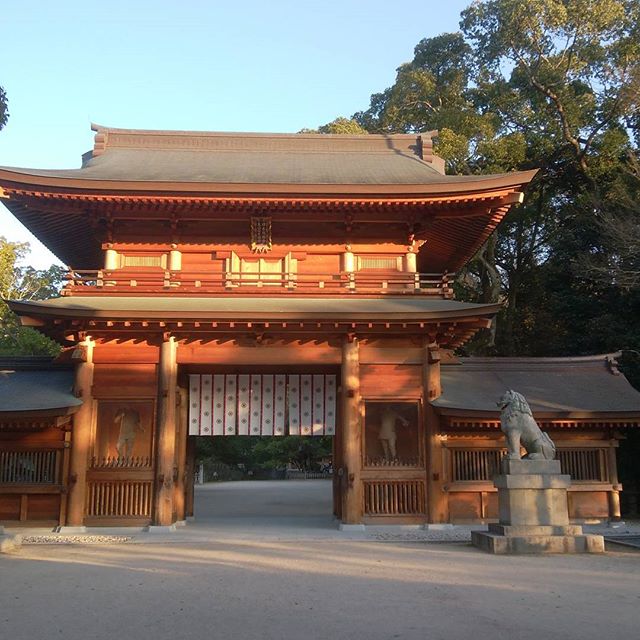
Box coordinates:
[86,480,153,518]
[363,480,426,515]
[0,449,62,484]
[62,269,453,297]
[364,455,421,468]
[448,447,609,483]
[91,456,152,469]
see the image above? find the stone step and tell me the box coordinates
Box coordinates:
[472,531,604,554]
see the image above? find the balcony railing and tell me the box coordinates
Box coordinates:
[61,270,454,298]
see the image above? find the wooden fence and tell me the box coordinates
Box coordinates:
[448,447,609,483]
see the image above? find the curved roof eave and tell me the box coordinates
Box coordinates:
[6,297,503,322]
[0,166,539,197]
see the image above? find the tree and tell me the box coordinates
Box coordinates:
[460,0,640,179]
[0,237,64,356]
[344,1,639,358]
[0,85,8,131]
[299,117,368,135]
[197,435,332,473]
[578,154,640,291]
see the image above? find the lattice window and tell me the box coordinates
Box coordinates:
[122,255,165,268]
[0,450,62,484]
[357,256,401,271]
[450,449,504,482]
[557,449,607,482]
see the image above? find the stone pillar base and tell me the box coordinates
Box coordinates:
[338,523,366,532]
[56,526,88,534]
[145,525,177,534]
[472,459,604,554]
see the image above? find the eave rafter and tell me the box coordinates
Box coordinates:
[28,315,493,351]
[3,187,523,217]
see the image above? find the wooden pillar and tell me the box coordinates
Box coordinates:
[66,337,95,529]
[154,336,178,526]
[185,436,196,518]
[174,385,188,522]
[423,339,448,523]
[340,335,362,524]
[104,246,119,270]
[607,442,622,521]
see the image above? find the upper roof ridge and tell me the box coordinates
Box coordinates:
[89,123,442,171]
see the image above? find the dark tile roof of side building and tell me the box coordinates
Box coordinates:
[0,357,81,414]
[434,353,640,417]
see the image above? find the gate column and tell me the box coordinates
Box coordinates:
[63,337,95,531]
[423,339,447,523]
[340,335,363,526]
[154,336,178,527]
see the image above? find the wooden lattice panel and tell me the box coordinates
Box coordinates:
[363,480,426,516]
[0,449,62,484]
[86,480,153,518]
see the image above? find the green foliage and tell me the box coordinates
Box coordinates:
[0,237,63,356]
[0,85,8,131]
[299,117,368,135]
[342,1,640,363]
[196,435,333,472]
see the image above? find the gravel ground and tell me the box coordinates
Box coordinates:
[2,481,639,640]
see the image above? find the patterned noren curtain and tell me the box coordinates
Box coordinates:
[188,374,336,437]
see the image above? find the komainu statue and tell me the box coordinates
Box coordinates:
[497,390,556,460]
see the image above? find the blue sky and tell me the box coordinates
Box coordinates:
[0,0,471,268]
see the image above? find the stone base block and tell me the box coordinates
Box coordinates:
[489,523,584,536]
[497,484,570,526]
[56,526,88,534]
[0,534,22,554]
[472,530,604,554]
[145,525,177,534]
[501,459,561,475]
[338,523,366,532]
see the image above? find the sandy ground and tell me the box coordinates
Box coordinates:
[1,481,639,640]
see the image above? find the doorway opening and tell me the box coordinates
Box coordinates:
[182,365,341,527]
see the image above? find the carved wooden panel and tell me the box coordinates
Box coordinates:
[92,400,154,468]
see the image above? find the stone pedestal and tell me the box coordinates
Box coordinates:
[472,459,604,554]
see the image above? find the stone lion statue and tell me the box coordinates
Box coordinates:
[497,390,556,460]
